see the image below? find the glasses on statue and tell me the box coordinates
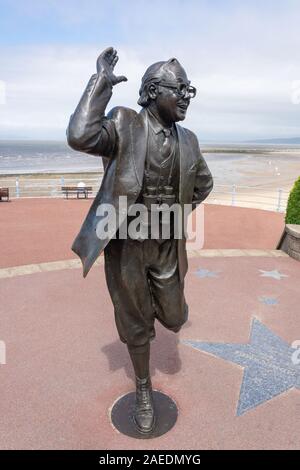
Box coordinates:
[157,82,197,99]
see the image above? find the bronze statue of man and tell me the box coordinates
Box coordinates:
[67,47,213,435]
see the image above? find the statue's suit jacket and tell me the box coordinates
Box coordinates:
[67,72,214,280]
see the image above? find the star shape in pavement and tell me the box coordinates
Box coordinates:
[259,296,279,306]
[195,268,220,279]
[259,269,288,280]
[182,318,300,415]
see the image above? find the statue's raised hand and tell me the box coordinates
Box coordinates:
[96,47,127,85]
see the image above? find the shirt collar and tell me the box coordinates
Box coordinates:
[146,108,174,136]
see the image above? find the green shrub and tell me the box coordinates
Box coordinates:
[285,176,300,224]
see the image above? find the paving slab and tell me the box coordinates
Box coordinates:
[0,255,299,449]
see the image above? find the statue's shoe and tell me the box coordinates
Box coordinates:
[133,376,155,434]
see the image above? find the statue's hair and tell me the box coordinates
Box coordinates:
[138,58,180,107]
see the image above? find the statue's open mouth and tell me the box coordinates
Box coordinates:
[177,103,188,110]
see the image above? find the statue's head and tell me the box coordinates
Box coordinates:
[138,58,196,124]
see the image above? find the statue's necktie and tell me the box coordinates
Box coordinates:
[161,128,173,164]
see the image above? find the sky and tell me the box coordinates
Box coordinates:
[0,0,300,142]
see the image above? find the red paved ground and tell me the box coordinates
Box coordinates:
[0,198,297,449]
[0,199,285,268]
[0,256,299,450]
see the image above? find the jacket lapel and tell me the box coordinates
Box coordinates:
[130,108,149,189]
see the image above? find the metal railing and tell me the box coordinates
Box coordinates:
[0,175,289,212]
[0,174,103,199]
[206,184,289,212]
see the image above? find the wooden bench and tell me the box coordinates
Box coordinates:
[0,187,9,201]
[61,186,93,199]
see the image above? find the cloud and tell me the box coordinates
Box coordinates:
[1,1,300,140]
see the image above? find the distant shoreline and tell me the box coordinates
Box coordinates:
[202,148,300,154]
[1,148,300,177]
[0,170,103,178]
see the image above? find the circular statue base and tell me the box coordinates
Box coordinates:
[110,390,178,439]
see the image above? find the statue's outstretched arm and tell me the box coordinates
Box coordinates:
[67,47,127,157]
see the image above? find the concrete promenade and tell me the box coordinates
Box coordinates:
[0,199,298,449]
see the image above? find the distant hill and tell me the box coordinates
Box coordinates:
[244,137,300,144]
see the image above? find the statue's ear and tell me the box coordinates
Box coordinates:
[148,83,158,100]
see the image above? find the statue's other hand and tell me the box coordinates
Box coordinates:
[96,47,128,85]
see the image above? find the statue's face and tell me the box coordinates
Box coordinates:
[153,65,192,124]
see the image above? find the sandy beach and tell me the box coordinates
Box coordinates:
[1,146,299,211]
